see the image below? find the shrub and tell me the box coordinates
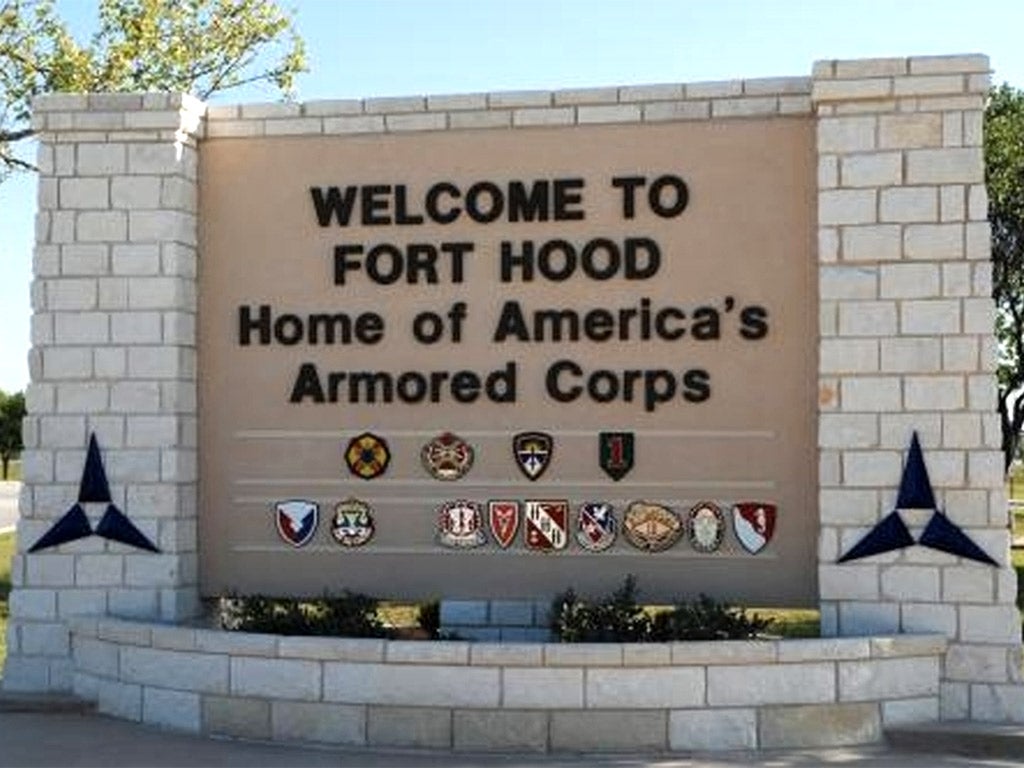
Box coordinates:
[416,599,441,638]
[220,592,390,638]
[550,574,773,643]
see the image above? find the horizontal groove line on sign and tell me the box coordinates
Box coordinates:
[231,544,777,560]
[233,429,777,440]
[233,480,778,490]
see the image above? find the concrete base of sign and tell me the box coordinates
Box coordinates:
[69,617,950,752]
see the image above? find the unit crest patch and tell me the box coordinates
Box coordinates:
[331,499,375,547]
[622,501,682,552]
[422,432,474,481]
[512,432,553,481]
[274,499,319,547]
[599,432,634,481]
[344,432,390,480]
[687,501,725,553]
[524,500,569,551]
[488,500,520,549]
[732,502,777,554]
[437,500,486,548]
[576,502,616,552]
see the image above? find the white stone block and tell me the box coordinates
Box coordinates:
[839,603,900,634]
[820,339,878,373]
[842,225,901,262]
[324,662,498,707]
[78,144,127,175]
[880,187,938,223]
[127,144,182,175]
[945,644,1011,683]
[111,176,162,209]
[711,97,777,118]
[643,101,710,121]
[122,646,228,693]
[843,451,901,485]
[839,656,940,701]
[970,684,1024,722]
[20,622,70,656]
[880,338,940,373]
[587,667,704,708]
[879,264,940,299]
[619,84,684,102]
[384,113,446,132]
[820,564,880,600]
[814,78,891,102]
[449,110,512,129]
[840,153,901,187]
[143,687,201,731]
[819,489,880,525]
[322,115,385,134]
[110,381,160,412]
[513,107,574,127]
[26,554,74,586]
[880,565,940,601]
[98,679,142,721]
[668,708,757,751]
[112,244,160,276]
[960,605,1021,644]
[111,312,161,344]
[501,668,583,708]
[942,337,978,371]
[820,266,877,299]
[77,211,127,242]
[841,378,901,411]
[882,697,939,725]
[942,413,981,448]
[426,93,486,110]
[707,663,834,706]
[904,376,963,411]
[838,302,897,336]
[686,80,742,98]
[906,147,983,184]
[60,178,109,209]
[230,657,321,700]
[879,114,942,149]
[901,300,960,334]
[578,104,642,123]
[75,554,124,586]
[904,223,964,260]
[819,189,876,225]
[941,262,972,297]
[127,347,184,378]
[74,637,119,677]
[54,313,108,345]
[47,279,98,311]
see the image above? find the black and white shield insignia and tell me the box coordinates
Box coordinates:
[599,432,634,481]
[513,432,553,481]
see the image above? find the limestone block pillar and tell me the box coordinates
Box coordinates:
[2,93,204,692]
[812,55,1023,722]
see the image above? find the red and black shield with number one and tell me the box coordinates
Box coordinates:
[599,432,634,481]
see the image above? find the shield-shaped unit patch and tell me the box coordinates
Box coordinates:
[687,501,725,553]
[524,500,568,551]
[422,432,475,481]
[344,432,390,480]
[274,499,319,547]
[331,499,375,546]
[732,502,777,554]
[512,432,553,481]
[599,432,634,481]
[488,500,520,548]
[437,500,486,548]
[622,501,682,552]
[576,502,616,551]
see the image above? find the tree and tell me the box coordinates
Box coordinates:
[0,0,306,177]
[986,85,1024,472]
[0,390,25,479]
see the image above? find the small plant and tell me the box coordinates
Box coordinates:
[220,592,390,638]
[550,575,773,643]
[650,594,773,641]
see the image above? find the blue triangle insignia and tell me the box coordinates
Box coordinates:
[95,504,160,553]
[838,510,915,562]
[895,432,936,510]
[28,503,93,552]
[78,433,112,503]
[918,511,997,566]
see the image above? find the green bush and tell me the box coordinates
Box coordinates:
[220,592,390,638]
[550,574,773,643]
[416,599,441,638]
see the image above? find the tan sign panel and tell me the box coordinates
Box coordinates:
[198,117,817,604]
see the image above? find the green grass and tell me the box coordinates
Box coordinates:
[1009,465,1024,501]
[0,531,13,668]
[2,459,20,482]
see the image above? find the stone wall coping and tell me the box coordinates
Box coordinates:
[70,617,947,666]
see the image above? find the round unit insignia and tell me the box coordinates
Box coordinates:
[330,499,375,547]
[274,499,319,548]
[421,432,474,481]
[437,500,486,548]
[575,502,616,552]
[687,501,725,553]
[344,432,390,480]
[622,501,682,552]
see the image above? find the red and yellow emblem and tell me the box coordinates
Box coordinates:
[344,432,391,480]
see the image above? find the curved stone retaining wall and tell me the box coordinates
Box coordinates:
[69,618,945,752]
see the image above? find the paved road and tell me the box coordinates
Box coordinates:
[0,481,18,533]
[0,712,1022,768]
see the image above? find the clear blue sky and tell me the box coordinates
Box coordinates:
[0,0,1022,393]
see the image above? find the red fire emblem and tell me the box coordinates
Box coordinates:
[488,500,520,549]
